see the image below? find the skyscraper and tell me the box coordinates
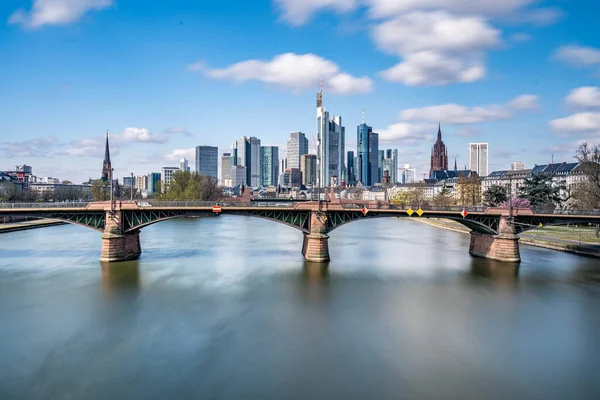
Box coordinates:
[316,82,345,187]
[356,121,371,185]
[148,172,161,194]
[236,136,261,187]
[101,131,112,182]
[469,143,489,177]
[430,124,448,177]
[382,149,398,184]
[260,146,279,186]
[400,164,416,184]
[287,132,308,169]
[195,146,218,180]
[221,152,231,186]
[300,154,317,186]
[369,133,379,185]
[180,158,190,172]
[346,151,355,185]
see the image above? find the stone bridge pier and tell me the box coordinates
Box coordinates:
[100,209,141,263]
[469,216,520,263]
[302,212,330,263]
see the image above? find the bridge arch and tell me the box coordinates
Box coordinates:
[324,211,499,235]
[0,211,105,232]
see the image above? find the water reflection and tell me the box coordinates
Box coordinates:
[101,261,140,294]
[469,258,520,285]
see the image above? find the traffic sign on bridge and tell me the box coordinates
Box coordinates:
[213,205,222,213]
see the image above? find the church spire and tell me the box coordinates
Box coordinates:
[104,130,111,164]
[101,130,112,182]
[437,123,442,141]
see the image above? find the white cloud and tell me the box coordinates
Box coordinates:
[191,53,373,94]
[376,122,435,144]
[166,148,195,162]
[508,94,540,110]
[549,113,600,137]
[553,45,600,67]
[120,127,166,143]
[371,11,500,86]
[366,0,535,19]
[565,87,600,109]
[400,104,512,124]
[64,137,115,157]
[1,137,59,158]
[274,0,357,26]
[380,51,486,85]
[8,0,112,29]
[398,94,538,124]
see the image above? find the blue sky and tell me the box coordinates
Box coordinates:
[1,0,600,182]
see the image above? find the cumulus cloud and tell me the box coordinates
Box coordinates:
[274,0,357,26]
[366,0,536,19]
[166,148,195,162]
[1,137,59,158]
[376,122,436,144]
[120,127,166,143]
[371,11,501,85]
[398,94,538,124]
[8,0,112,29]
[190,53,373,94]
[553,45,600,67]
[508,94,540,110]
[565,87,600,109]
[549,112,600,137]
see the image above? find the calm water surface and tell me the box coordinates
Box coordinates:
[1,217,600,399]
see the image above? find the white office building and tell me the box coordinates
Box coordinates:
[469,143,489,177]
[161,166,179,188]
[180,158,190,172]
[400,164,416,184]
[511,161,525,171]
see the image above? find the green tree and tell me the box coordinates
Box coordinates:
[432,188,453,207]
[390,190,410,206]
[574,142,600,209]
[518,173,563,211]
[54,186,83,201]
[91,180,110,201]
[160,171,222,200]
[483,184,508,207]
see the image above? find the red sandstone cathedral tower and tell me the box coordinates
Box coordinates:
[429,124,448,177]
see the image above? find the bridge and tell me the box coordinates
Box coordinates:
[1,200,599,264]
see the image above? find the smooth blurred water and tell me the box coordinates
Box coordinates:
[1,217,600,400]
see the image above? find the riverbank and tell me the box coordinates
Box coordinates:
[415,218,600,258]
[0,220,66,233]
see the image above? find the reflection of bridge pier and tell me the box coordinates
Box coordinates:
[1,200,599,265]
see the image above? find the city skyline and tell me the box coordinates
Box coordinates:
[1,1,600,182]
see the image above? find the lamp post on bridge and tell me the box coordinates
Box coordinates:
[130,172,134,201]
[110,168,115,218]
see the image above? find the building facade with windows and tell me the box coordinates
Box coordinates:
[260,146,279,186]
[469,143,489,177]
[195,146,218,180]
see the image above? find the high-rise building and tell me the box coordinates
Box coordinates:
[195,146,218,180]
[316,83,345,187]
[280,158,287,175]
[346,151,355,185]
[511,161,525,171]
[135,175,148,190]
[180,158,190,173]
[382,149,398,184]
[221,152,231,186]
[300,154,317,186]
[161,167,179,188]
[400,164,416,184]
[287,132,308,169]
[356,121,371,185]
[148,173,161,193]
[430,124,448,177]
[369,132,379,185]
[285,168,302,187]
[469,143,489,177]
[101,131,112,182]
[236,137,261,187]
[123,176,135,187]
[231,165,247,187]
[260,146,279,186]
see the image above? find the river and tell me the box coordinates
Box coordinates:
[1,217,600,399]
